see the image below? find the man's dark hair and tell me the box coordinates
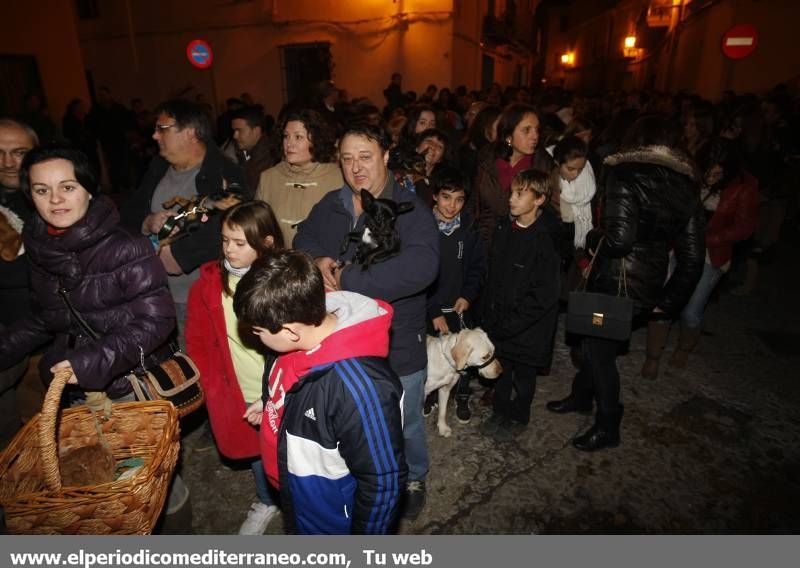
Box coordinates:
[275,108,337,163]
[233,250,326,333]
[231,105,265,131]
[431,166,468,198]
[340,121,391,153]
[20,144,99,199]
[153,99,213,145]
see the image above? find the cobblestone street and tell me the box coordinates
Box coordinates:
[177,229,800,535]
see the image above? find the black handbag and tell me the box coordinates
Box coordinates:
[57,284,203,417]
[566,238,634,342]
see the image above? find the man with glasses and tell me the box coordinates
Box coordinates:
[120,99,246,530]
[0,119,37,448]
[121,99,247,345]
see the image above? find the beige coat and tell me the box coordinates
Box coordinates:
[255,161,344,246]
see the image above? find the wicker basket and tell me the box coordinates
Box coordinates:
[0,369,180,534]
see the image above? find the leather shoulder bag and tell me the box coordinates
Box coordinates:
[58,283,204,417]
[566,237,634,342]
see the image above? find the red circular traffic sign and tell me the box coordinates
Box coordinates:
[721,24,758,60]
[186,39,213,69]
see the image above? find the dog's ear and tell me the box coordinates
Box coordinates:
[396,201,415,215]
[360,189,374,210]
[451,335,473,371]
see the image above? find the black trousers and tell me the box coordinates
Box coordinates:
[570,336,622,415]
[493,358,537,425]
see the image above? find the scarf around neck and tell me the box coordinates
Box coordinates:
[224,258,250,278]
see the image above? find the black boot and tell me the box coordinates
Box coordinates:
[546,395,593,414]
[572,405,624,452]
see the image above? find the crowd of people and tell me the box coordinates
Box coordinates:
[0,74,798,535]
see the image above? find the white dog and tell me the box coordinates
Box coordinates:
[425,328,503,437]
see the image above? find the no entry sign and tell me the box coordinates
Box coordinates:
[186,39,213,69]
[721,24,758,60]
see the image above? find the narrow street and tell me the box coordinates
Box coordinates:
[180,226,800,534]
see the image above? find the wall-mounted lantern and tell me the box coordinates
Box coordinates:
[623,36,640,58]
[560,52,575,66]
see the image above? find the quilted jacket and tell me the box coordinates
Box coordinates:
[0,196,175,397]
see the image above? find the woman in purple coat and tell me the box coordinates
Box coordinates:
[0,145,176,400]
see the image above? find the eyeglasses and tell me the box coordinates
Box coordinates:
[154,123,178,133]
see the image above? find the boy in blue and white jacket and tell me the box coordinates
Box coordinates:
[234,249,407,534]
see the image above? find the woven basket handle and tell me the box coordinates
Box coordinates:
[38,368,73,492]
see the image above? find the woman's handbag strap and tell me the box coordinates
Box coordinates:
[577,236,629,298]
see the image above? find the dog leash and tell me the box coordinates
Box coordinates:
[439,307,467,332]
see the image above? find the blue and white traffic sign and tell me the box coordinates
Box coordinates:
[186,39,213,69]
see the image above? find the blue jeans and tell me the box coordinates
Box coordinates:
[251,458,274,506]
[246,400,274,506]
[680,262,724,328]
[399,369,429,482]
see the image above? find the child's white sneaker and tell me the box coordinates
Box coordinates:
[238,502,279,535]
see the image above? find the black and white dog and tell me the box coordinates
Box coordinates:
[340,189,414,269]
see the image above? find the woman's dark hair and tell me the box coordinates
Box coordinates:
[494,103,540,161]
[20,144,98,199]
[468,105,501,149]
[685,103,715,141]
[402,104,436,141]
[233,250,327,333]
[414,128,449,152]
[275,108,337,163]
[621,114,683,151]
[696,137,742,192]
[220,201,285,297]
[563,115,595,139]
[553,135,588,165]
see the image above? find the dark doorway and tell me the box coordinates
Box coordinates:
[0,55,45,117]
[481,54,495,92]
[280,43,332,105]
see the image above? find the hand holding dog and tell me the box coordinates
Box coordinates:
[432,316,450,335]
[315,256,340,291]
[453,297,470,314]
[142,211,173,236]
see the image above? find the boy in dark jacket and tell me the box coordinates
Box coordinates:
[425,168,487,423]
[234,250,407,534]
[480,170,561,442]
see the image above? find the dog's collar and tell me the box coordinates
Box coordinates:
[472,353,497,372]
[438,335,496,376]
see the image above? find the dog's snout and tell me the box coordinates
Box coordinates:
[480,359,503,379]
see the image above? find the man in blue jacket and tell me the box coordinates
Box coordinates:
[294,122,439,520]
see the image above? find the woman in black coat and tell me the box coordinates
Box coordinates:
[0,145,176,400]
[546,115,706,451]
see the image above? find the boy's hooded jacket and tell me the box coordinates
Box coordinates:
[261,291,407,534]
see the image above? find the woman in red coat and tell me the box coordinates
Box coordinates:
[186,201,284,534]
[670,137,758,366]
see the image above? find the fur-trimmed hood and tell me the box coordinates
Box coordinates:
[604,145,697,180]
